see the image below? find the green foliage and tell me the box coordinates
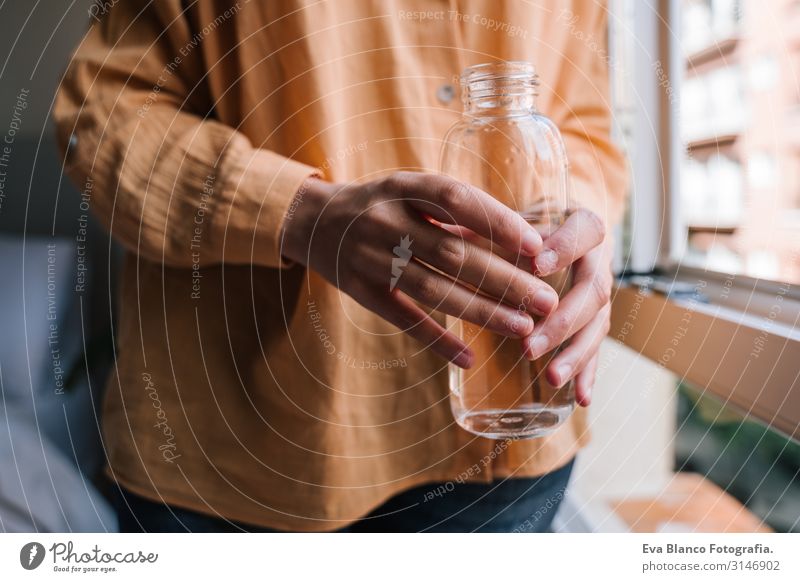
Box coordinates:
[676,383,800,532]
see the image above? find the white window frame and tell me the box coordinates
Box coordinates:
[609,0,800,440]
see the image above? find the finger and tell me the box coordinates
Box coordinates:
[410,220,558,317]
[357,284,474,368]
[574,354,599,407]
[534,208,606,277]
[386,172,543,256]
[437,223,537,274]
[395,259,534,338]
[546,303,610,390]
[522,249,612,360]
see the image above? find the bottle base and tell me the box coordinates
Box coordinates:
[454,405,574,440]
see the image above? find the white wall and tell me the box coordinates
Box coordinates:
[564,339,677,531]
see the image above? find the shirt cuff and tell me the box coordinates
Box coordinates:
[218,147,321,269]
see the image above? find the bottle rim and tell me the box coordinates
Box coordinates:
[460,61,539,86]
[460,61,539,105]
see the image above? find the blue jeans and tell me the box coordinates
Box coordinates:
[113,459,573,533]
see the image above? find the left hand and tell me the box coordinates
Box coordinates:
[522,208,612,407]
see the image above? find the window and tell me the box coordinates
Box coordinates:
[681,0,741,55]
[606,0,800,529]
[676,0,800,283]
[748,54,779,93]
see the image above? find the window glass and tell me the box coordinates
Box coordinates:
[678,0,800,283]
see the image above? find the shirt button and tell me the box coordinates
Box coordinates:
[66,134,78,160]
[436,84,456,105]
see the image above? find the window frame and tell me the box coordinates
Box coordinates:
[608,0,800,439]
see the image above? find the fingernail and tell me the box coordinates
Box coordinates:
[527,335,549,359]
[522,230,542,256]
[532,288,558,314]
[453,348,473,368]
[535,249,558,276]
[556,363,572,386]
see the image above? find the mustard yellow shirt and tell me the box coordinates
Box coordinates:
[54,0,626,531]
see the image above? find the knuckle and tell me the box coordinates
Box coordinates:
[492,211,516,243]
[439,180,471,210]
[510,272,535,303]
[558,354,576,372]
[383,172,411,195]
[436,237,468,268]
[591,275,612,306]
[505,269,523,292]
[473,300,497,326]
[550,311,573,337]
[413,275,441,304]
[365,204,392,230]
[579,209,606,241]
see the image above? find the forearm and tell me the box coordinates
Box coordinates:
[53,2,319,269]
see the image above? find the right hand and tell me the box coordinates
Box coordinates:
[281,172,559,368]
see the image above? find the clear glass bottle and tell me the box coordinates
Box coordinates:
[440,61,573,440]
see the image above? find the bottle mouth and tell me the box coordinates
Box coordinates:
[461,61,539,99]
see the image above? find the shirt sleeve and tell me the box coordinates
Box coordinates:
[552,2,629,227]
[52,1,319,269]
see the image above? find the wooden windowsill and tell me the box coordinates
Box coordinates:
[609,281,800,440]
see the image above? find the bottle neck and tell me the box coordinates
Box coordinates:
[461,61,539,117]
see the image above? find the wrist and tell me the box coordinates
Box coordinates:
[280,177,336,265]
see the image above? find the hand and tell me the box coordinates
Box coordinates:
[281,172,560,368]
[522,208,612,407]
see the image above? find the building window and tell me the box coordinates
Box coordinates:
[676,0,800,283]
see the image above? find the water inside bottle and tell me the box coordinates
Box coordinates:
[448,210,574,439]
